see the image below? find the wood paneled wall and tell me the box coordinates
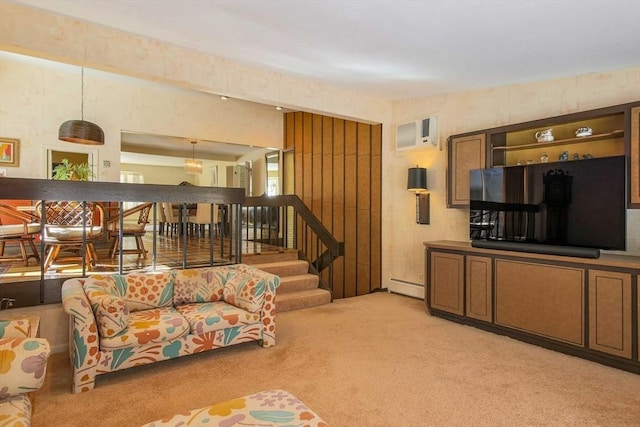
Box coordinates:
[285,112,382,298]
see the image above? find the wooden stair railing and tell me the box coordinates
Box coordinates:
[244,195,344,294]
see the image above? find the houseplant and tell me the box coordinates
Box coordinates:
[52,158,93,181]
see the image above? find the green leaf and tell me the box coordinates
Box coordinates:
[223,326,241,345]
[73,329,87,369]
[249,410,296,423]
[110,347,136,369]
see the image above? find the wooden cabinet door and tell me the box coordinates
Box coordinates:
[588,270,632,359]
[494,260,585,346]
[465,256,492,322]
[448,134,486,207]
[429,251,464,315]
[630,106,640,205]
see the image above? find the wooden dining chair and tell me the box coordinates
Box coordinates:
[34,200,104,272]
[106,202,153,258]
[0,203,41,266]
[161,203,180,235]
[188,203,219,238]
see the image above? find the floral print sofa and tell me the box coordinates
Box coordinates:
[0,318,51,426]
[143,389,328,427]
[61,264,279,393]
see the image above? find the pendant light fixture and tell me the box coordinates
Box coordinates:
[184,140,203,174]
[58,67,105,145]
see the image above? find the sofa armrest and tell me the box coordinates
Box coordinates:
[225,264,279,347]
[0,319,32,339]
[61,278,101,393]
[0,337,50,397]
[256,269,279,347]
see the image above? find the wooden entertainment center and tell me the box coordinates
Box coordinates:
[447,101,640,209]
[434,101,640,373]
[424,240,639,373]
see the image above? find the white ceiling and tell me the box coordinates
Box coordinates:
[10,0,640,100]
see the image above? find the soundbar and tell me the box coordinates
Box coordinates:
[471,240,600,259]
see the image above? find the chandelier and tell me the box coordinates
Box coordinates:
[184,140,202,174]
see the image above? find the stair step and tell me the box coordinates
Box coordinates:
[242,250,298,265]
[277,274,319,294]
[250,260,309,277]
[238,250,331,312]
[276,288,332,312]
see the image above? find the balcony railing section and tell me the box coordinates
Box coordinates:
[0,178,245,306]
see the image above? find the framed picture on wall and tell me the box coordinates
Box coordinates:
[0,138,20,167]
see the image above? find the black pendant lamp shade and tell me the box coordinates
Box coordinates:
[58,67,105,145]
[58,120,104,145]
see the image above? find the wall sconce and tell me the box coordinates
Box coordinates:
[407,167,429,224]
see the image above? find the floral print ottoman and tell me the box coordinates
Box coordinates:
[142,389,327,427]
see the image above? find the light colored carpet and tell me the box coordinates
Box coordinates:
[33,292,640,426]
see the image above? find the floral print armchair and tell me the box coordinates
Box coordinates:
[0,319,51,427]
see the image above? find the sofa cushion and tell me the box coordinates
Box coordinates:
[82,274,120,295]
[175,302,260,335]
[86,291,130,338]
[0,337,50,397]
[100,307,189,351]
[114,272,175,312]
[173,267,226,306]
[223,271,269,313]
[0,319,31,339]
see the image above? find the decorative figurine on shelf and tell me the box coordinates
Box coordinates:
[540,152,549,163]
[583,153,594,159]
[575,127,593,137]
[516,160,522,165]
[535,128,554,143]
[573,153,579,161]
[559,151,569,161]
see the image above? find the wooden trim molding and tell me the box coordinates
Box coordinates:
[631,106,640,205]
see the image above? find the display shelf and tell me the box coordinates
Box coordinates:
[489,155,621,169]
[492,130,624,152]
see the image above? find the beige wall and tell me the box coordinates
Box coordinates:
[2,2,639,352]
[385,69,640,292]
[0,51,284,182]
[121,160,237,187]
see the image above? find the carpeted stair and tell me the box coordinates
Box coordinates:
[243,250,332,312]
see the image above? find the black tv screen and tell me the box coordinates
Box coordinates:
[470,156,626,251]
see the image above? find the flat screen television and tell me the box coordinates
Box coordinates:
[469,155,626,256]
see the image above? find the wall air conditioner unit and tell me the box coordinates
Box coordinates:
[395,116,438,151]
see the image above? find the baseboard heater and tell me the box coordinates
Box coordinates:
[389,278,424,287]
[388,278,425,299]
